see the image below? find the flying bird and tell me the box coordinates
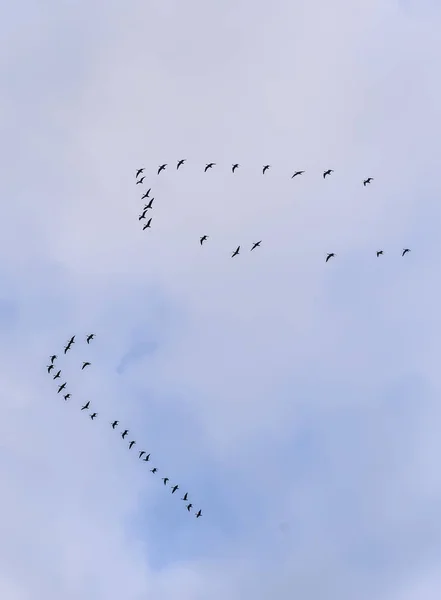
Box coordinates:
[376,250,383,257]
[139,451,145,459]
[141,189,151,199]
[135,168,144,178]
[150,467,157,474]
[200,235,208,245]
[139,210,148,220]
[53,370,61,380]
[136,176,145,185]
[402,248,410,256]
[195,510,202,518]
[82,362,91,370]
[143,453,150,462]
[57,383,67,393]
[157,164,167,174]
[186,503,193,512]
[47,364,54,373]
[111,420,119,429]
[182,493,188,501]
[326,253,335,262]
[204,163,215,172]
[232,163,239,173]
[63,394,71,401]
[291,170,305,178]
[323,169,333,178]
[251,241,261,251]
[86,334,95,344]
[50,355,57,363]
[232,246,240,257]
[90,412,97,420]
[162,477,169,485]
[143,218,152,230]
[121,430,129,439]
[129,441,136,450]
[363,177,373,186]
[64,344,71,354]
[171,485,179,494]
[177,159,186,169]
[68,335,75,345]
[81,401,90,410]
[144,198,154,210]
[262,165,270,174]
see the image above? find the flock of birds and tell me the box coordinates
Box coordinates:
[46,334,203,519]
[134,163,412,259]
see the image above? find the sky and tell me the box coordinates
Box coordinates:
[1,0,441,598]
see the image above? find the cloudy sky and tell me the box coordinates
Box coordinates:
[1,0,441,598]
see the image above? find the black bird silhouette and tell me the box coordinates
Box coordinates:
[326,253,335,262]
[144,198,154,210]
[204,163,215,172]
[262,165,270,174]
[81,401,90,410]
[139,451,145,459]
[251,241,261,251]
[162,477,169,485]
[171,485,179,494]
[64,344,71,354]
[143,218,152,230]
[232,163,239,173]
[67,335,75,346]
[121,430,129,439]
[136,176,145,185]
[182,492,188,501]
[111,420,118,429]
[177,159,186,169]
[376,250,384,257]
[151,467,157,473]
[47,364,54,373]
[53,370,61,380]
[141,189,151,199]
[63,394,71,401]
[129,441,136,450]
[157,164,167,174]
[402,248,410,256]
[90,412,97,420]
[195,510,202,518]
[136,168,144,178]
[291,170,305,178]
[186,503,193,512]
[200,235,208,245]
[143,453,150,462]
[50,355,57,363]
[57,383,67,393]
[232,246,240,257]
[363,177,373,186]
[82,362,91,370]
[86,334,95,344]
[323,169,333,178]
[139,210,147,220]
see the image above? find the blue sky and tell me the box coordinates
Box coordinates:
[1,0,441,598]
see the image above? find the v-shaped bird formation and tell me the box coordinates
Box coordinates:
[46,334,202,519]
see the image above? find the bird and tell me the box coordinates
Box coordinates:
[232,163,239,173]
[376,250,383,257]
[363,177,373,186]
[111,420,119,429]
[291,170,305,178]
[63,344,71,354]
[121,430,129,439]
[50,355,57,363]
[182,492,188,501]
[53,370,61,380]
[232,246,240,257]
[177,159,186,169]
[136,176,145,185]
[204,162,215,172]
[262,165,270,174]
[47,364,54,373]
[251,241,261,251]
[143,454,150,462]
[200,235,208,245]
[139,451,145,459]
[144,198,154,210]
[157,164,167,174]
[141,189,151,199]
[67,335,75,346]
[139,210,147,220]
[186,503,193,512]
[195,510,202,518]
[143,218,152,230]
[171,485,179,494]
[326,253,335,262]
[162,477,169,485]
[323,169,333,178]
[128,441,136,450]
[90,412,98,420]
[402,248,411,256]
[57,383,67,393]
[81,401,90,411]
[135,168,144,178]
[81,362,91,370]
[86,334,95,344]
[63,394,71,401]
[150,467,157,474]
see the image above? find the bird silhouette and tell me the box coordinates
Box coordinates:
[111,420,119,429]
[251,241,261,251]
[376,250,384,257]
[162,477,169,485]
[82,362,91,370]
[129,441,136,450]
[182,492,188,501]
[50,355,57,363]
[204,163,215,172]
[143,453,150,462]
[291,170,305,178]
[144,198,154,210]
[68,335,75,345]
[81,401,90,410]
[157,164,167,174]
[195,510,202,518]
[186,503,193,512]
[90,412,97,420]
[200,235,208,245]
[232,163,239,173]
[323,169,333,178]
[121,430,129,439]
[63,394,71,401]
[139,210,147,221]
[47,364,54,373]
[136,176,145,185]
[135,168,144,178]
[262,165,270,174]
[402,248,410,256]
[232,246,240,257]
[143,218,152,230]
[141,189,151,199]
[86,334,95,344]
[139,451,145,459]
[326,253,335,262]
[177,159,186,169]
[151,467,157,474]
[57,383,67,393]
[363,177,373,186]
[171,485,179,494]
[53,370,61,380]
[63,344,70,354]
